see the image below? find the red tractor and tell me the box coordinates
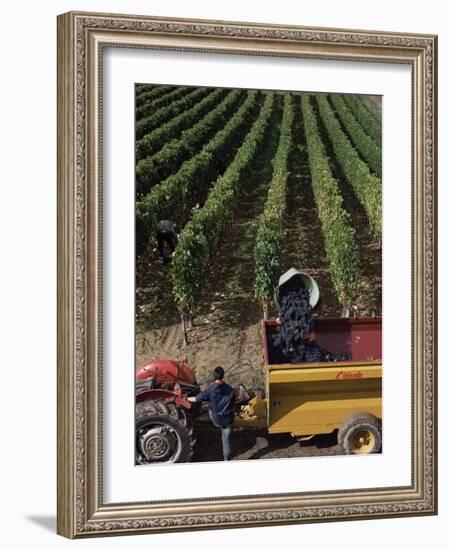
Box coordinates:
[136,358,253,464]
[135,358,200,464]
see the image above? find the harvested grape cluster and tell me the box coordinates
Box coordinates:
[271,288,350,363]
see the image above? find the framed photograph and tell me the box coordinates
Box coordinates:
[57,11,437,538]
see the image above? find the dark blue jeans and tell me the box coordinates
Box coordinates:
[209,411,232,461]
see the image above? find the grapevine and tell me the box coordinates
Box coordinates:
[136,87,209,140]
[136,89,243,198]
[343,94,382,143]
[136,87,228,161]
[254,92,293,315]
[171,92,275,311]
[316,94,382,241]
[301,94,359,307]
[329,94,381,178]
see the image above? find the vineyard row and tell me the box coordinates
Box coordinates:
[136,91,260,255]
[301,94,359,306]
[254,93,293,314]
[329,94,381,178]
[171,92,275,310]
[135,84,173,108]
[316,95,382,241]
[136,87,227,161]
[136,89,243,198]
[136,87,210,140]
[343,94,381,143]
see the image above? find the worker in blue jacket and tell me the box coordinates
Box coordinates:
[188,367,235,461]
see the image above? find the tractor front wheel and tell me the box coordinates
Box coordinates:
[136,399,194,464]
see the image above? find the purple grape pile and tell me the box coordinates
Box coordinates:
[270,288,350,363]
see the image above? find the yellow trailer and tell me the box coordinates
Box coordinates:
[236,317,382,454]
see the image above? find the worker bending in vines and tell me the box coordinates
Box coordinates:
[156,219,177,260]
[187,367,235,461]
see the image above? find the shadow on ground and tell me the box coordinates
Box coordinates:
[192,424,342,463]
[25,515,56,533]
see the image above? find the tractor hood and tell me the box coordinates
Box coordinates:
[136,358,197,386]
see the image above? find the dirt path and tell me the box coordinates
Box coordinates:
[282,98,341,318]
[192,425,343,462]
[311,97,382,316]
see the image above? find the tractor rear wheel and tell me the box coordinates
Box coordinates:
[136,399,194,464]
[338,413,382,455]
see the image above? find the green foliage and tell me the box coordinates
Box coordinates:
[329,95,382,178]
[301,94,359,307]
[135,84,149,96]
[136,86,194,120]
[316,95,382,241]
[136,87,209,140]
[135,84,173,108]
[136,86,191,120]
[254,93,293,312]
[171,92,275,310]
[360,95,382,123]
[135,89,242,198]
[136,88,228,161]
[135,91,259,256]
[343,94,382,143]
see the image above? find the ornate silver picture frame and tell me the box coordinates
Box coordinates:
[57,11,437,538]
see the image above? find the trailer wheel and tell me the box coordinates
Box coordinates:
[136,399,194,464]
[338,413,382,455]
